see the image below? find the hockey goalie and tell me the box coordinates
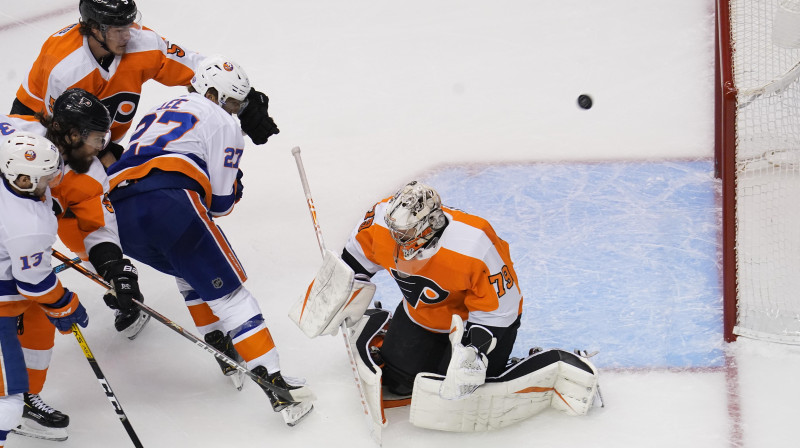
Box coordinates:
[290,180,602,433]
[348,309,602,432]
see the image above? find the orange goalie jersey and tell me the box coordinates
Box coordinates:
[343,198,524,333]
[15,22,203,143]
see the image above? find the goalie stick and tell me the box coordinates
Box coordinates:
[291,146,382,445]
[51,250,310,405]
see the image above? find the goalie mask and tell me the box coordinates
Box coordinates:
[191,56,251,115]
[385,181,447,260]
[0,132,64,194]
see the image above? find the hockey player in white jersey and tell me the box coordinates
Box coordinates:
[0,91,147,441]
[0,132,89,446]
[107,56,314,426]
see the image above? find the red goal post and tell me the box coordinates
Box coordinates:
[716,0,800,344]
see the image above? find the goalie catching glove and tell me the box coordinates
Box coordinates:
[439,315,497,400]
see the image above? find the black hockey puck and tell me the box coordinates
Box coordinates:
[577,94,593,110]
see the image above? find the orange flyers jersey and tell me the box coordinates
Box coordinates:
[0,113,120,259]
[344,198,524,333]
[0,180,65,317]
[51,158,120,259]
[16,23,204,142]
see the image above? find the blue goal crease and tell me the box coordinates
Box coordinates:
[370,160,725,369]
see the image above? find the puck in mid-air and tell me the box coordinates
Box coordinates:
[577,94,593,110]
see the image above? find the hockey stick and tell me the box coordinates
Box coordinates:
[51,250,309,404]
[291,147,381,444]
[71,324,144,448]
[53,256,81,274]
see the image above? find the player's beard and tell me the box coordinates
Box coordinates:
[64,149,93,174]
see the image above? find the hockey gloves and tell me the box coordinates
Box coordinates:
[440,315,497,400]
[100,259,142,311]
[98,141,125,162]
[41,290,89,334]
[239,88,279,145]
[235,169,244,202]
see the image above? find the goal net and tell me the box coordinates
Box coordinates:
[719,0,800,343]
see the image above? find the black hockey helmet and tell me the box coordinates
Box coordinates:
[52,88,112,135]
[79,0,138,27]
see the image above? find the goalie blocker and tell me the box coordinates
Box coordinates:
[289,249,375,338]
[348,310,602,433]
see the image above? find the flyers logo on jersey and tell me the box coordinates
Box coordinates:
[390,268,449,307]
[101,92,141,124]
[24,150,36,161]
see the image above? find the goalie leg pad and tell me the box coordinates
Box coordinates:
[550,351,599,416]
[408,349,600,432]
[347,309,392,432]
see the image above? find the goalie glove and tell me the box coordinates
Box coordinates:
[288,249,375,338]
[439,315,496,400]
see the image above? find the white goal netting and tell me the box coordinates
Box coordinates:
[730,0,800,343]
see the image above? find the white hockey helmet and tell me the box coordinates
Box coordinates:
[384,181,447,260]
[0,132,64,193]
[190,56,251,112]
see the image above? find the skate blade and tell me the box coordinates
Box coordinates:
[229,370,245,391]
[12,420,68,441]
[121,312,151,340]
[282,401,314,427]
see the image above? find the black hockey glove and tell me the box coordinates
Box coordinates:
[239,88,279,145]
[98,141,125,163]
[235,169,244,202]
[100,259,141,311]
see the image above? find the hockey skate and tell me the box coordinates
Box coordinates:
[11,393,69,441]
[252,366,314,426]
[204,330,245,391]
[115,308,150,340]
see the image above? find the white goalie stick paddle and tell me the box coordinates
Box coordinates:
[291,146,383,445]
